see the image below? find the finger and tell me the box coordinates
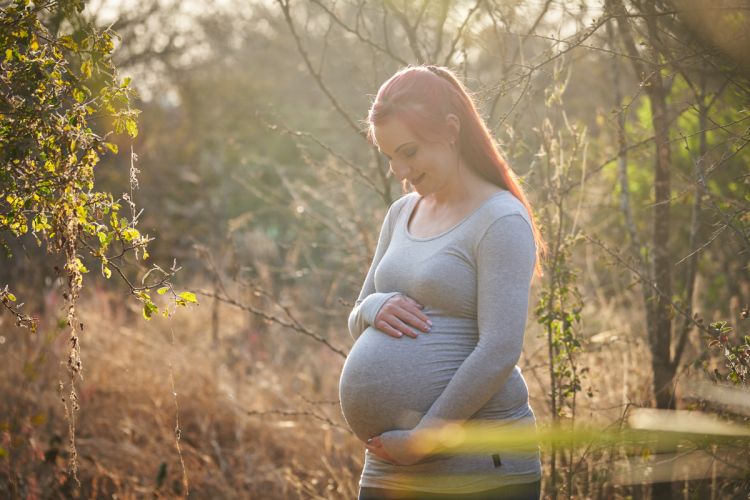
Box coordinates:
[387,315,419,338]
[374,319,406,338]
[366,445,386,459]
[396,297,430,324]
[406,302,432,325]
[371,447,395,464]
[395,307,431,333]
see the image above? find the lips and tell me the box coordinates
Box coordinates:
[411,173,426,185]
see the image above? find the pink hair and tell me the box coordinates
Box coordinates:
[366,64,548,278]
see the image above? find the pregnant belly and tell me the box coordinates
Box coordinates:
[339,317,478,443]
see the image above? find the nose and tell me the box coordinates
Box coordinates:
[388,159,412,182]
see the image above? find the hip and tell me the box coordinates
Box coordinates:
[360,407,542,494]
[358,478,541,500]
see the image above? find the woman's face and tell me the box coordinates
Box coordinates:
[373,116,457,195]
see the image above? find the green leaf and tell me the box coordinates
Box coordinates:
[58,35,77,50]
[157,286,169,295]
[125,118,138,138]
[73,87,86,103]
[142,299,158,320]
[6,293,16,302]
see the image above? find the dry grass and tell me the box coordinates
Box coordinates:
[1,279,363,499]
[0,269,739,499]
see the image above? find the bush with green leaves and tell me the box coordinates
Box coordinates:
[0,0,195,482]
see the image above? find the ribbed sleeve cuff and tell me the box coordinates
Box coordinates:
[359,291,402,326]
[348,291,403,341]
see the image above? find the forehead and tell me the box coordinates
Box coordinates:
[373,117,417,154]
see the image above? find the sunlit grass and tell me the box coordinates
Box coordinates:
[394,407,750,485]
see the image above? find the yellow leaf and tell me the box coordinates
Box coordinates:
[80,60,92,79]
[122,227,140,242]
[178,291,197,304]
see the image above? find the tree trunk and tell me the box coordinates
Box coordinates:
[646,70,675,410]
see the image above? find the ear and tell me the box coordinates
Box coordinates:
[445,113,460,143]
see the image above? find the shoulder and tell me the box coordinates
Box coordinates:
[376,191,417,234]
[472,192,536,254]
[386,191,417,220]
[472,191,532,232]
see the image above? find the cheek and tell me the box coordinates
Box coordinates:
[418,149,445,172]
[422,150,452,175]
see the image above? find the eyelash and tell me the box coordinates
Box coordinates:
[383,149,417,162]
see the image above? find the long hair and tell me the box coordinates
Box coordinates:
[366,64,547,278]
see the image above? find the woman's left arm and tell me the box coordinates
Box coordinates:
[377,213,537,465]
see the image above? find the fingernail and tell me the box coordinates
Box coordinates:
[427,320,433,325]
[396,332,403,337]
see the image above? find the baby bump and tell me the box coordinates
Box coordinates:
[339,320,476,443]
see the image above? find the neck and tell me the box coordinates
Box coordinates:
[423,159,500,208]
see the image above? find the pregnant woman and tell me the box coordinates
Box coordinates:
[339,65,547,500]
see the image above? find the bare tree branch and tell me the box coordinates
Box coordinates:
[276,0,365,138]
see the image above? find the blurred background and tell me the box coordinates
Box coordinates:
[1,0,749,498]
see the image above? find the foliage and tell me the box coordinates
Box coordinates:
[0,0,197,322]
[535,234,588,416]
[705,318,750,385]
[0,0,195,483]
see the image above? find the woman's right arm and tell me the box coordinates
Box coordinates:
[348,194,432,342]
[347,199,404,342]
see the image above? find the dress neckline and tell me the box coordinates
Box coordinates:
[403,190,510,242]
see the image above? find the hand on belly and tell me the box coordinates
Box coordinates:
[372,293,432,338]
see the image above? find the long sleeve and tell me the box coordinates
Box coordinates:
[347,198,408,342]
[379,213,537,463]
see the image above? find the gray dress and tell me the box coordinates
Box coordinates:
[339,190,542,493]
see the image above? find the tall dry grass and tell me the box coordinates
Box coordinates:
[1,277,362,499]
[0,254,737,499]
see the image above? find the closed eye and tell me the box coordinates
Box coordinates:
[379,147,416,161]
